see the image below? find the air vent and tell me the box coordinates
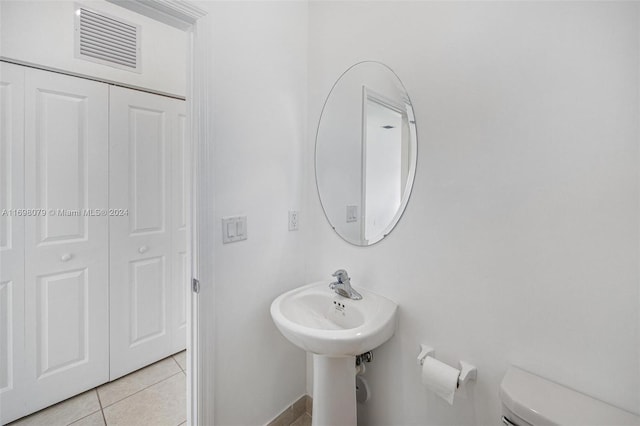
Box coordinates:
[75,7,141,72]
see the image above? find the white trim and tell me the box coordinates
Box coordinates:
[360,85,367,245]
[363,86,406,115]
[185,25,198,426]
[0,58,183,100]
[106,0,206,30]
[190,14,216,424]
[109,2,211,425]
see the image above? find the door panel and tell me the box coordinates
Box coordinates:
[129,107,166,234]
[0,281,12,390]
[36,269,89,377]
[172,113,188,352]
[174,252,188,343]
[110,86,185,379]
[0,62,27,425]
[23,67,109,419]
[34,89,89,243]
[129,256,166,345]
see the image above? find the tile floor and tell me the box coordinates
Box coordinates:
[290,413,311,426]
[267,395,312,426]
[9,351,187,426]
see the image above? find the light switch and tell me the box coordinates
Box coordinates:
[222,216,247,243]
[226,222,236,238]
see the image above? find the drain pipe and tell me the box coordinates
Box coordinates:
[355,351,373,403]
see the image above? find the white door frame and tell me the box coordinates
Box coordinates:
[105,1,213,424]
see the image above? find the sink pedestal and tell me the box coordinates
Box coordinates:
[312,354,357,426]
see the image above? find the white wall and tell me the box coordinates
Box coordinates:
[0,0,186,97]
[306,2,639,425]
[196,2,309,424]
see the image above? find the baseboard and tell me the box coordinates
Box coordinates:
[266,394,312,426]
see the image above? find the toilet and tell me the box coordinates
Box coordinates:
[500,366,640,426]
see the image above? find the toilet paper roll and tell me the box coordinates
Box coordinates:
[421,356,459,405]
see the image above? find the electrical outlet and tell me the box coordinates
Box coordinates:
[346,205,358,223]
[288,210,299,231]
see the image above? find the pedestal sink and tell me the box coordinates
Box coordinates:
[270,282,398,426]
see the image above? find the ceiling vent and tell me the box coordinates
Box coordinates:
[75,6,141,73]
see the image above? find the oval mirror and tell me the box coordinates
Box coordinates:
[315,62,417,246]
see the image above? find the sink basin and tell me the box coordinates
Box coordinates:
[270,281,398,356]
[270,281,398,426]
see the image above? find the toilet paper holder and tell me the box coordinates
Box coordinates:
[417,344,477,387]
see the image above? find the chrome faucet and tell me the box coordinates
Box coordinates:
[329,269,362,300]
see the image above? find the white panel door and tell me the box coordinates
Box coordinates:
[171,113,188,353]
[109,86,185,379]
[0,62,27,425]
[22,68,109,419]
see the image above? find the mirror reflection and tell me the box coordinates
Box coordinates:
[315,62,417,246]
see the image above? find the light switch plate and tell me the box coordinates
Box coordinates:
[222,216,247,243]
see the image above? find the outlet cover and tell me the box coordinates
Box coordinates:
[346,205,358,223]
[288,211,299,231]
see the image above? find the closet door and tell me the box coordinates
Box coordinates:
[109,86,185,379]
[0,62,27,425]
[171,112,188,353]
[22,68,109,417]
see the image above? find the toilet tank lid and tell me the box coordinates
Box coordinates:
[500,366,640,426]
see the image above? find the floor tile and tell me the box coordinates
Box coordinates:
[97,357,181,407]
[291,413,312,426]
[305,396,312,415]
[102,373,186,426]
[10,390,101,426]
[292,396,306,419]
[173,350,186,371]
[266,406,293,426]
[69,411,106,426]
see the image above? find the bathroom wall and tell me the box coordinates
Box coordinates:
[0,0,186,96]
[196,2,309,424]
[305,2,640,424]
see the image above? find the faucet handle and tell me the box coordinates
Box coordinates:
[332,269,349,283]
